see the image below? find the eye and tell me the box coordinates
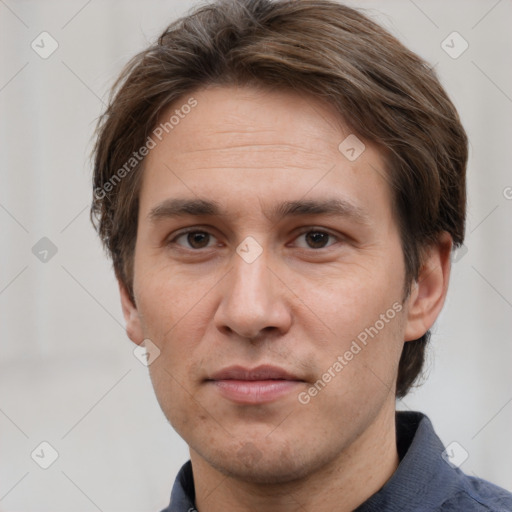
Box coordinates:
[293,229,339,249]
[167,227,341,251]
[170,229,219,249]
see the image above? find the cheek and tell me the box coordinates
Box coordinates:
[134,273,211,413]
[299,258,403,333]
[140,294,211,433]
[305,305,405,429]
[135,260,203,336]
[146,362,203,438]
[134,254,223,342]
[294,250,406,392]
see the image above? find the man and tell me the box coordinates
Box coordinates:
[91,1,512,510]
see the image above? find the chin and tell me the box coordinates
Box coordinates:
[199,440,330,485]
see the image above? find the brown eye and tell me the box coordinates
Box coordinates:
[172,230,216,249]
[294,230,338,249]
[305,231,331,249]
[187,232,210,248]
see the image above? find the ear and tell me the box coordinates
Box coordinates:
[118,280,144,345]
[404,232,453,342]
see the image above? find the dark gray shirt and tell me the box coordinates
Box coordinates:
[160,411,512,511]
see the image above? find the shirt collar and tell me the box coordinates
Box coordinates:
[167,458,195,511]
[354,411,464,511]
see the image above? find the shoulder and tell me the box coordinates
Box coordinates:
[439,474,512,511]
[392,412,512,512]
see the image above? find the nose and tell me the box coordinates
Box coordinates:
[213,249,292,341]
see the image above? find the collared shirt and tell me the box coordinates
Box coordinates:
[160,411,512,511]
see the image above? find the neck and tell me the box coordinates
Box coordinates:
[191,404,399,512]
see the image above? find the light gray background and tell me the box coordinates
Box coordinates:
[1,0,511,511]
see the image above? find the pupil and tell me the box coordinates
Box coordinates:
[306,232,328,248]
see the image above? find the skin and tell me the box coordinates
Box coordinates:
[120,85,452,512]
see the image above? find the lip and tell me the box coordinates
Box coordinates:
[206,365,305,404]
[208,365,303,381]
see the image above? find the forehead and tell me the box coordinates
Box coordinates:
[151,84,349,166]
[139,84,393,224]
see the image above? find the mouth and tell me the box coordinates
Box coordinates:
[205,365,305,404]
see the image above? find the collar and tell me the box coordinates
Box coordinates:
[354,411,464,511]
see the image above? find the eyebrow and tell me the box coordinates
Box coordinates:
[148,197,370,225]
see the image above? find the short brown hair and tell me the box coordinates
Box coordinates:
[91,0,467,398]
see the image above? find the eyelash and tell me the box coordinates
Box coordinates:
[167,227,342,251]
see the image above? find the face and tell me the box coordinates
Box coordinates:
[122,85,437,484]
